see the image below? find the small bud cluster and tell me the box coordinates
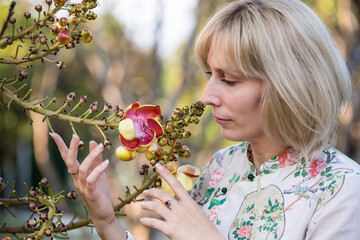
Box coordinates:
[139,164,150,175]
[66,190,77,200]
[66,92,76,104]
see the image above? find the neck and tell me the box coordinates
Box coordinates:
[249,138,288,173]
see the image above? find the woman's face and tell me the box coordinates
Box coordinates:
[201,43,265,143]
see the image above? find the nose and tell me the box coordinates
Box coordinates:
[201,78,221,106]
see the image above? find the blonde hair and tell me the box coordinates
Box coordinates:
[195,0,352,160]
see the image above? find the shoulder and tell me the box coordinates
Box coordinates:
[313,148,360,210]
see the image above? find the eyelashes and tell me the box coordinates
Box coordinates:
[205,71,236,86]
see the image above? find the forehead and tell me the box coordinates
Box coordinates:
[207,37,241,74]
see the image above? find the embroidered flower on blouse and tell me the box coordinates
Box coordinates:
[278,148,299,168]
[237,225,251,238]
[208,168,226,187]
[309,159,327,178]
[207,206,221,223]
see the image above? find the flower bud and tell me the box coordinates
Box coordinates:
[53,0,66,4]
[59,17,68,27]
[39,36,47,45]
[78,139,85,150]
[50,23,60,35]
[29,190,38,199]
[154,147,165,159]
[44,228,52,237]
[116,146,136,161]
[29,202,38,213]
[80,96,87,104]
[81,29,93,43]
[90,101,98,113]
[35,4,42,12]
[45,0,52,5]
[9,18,16,24]
[40,212,48,222]
[24,11,31,19]
[165,123,174,133]
[57,30,71,45]
[40,177,49,188]
[66,92,76,104]
[28,46,37,55]
[37,20,45,28]
[56,61,65,69]
[86,11,97,20]
[145,143,157,160]
[104,138,112,149]
[18,70,28,81]
[69,14,80,25]
[66,190,77,200]
[25,219,37,228]
[157,138,167,147]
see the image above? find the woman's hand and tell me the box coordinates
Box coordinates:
[140,164,225,240]
[50,133,126,240]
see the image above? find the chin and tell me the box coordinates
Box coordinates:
[220,128,246,142]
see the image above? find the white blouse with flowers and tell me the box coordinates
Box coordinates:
[191,142,360,240]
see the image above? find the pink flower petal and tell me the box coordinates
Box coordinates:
[136,105,161,119]
[145,118,164,137]
[120,135,139,150]
[123,102,140,119]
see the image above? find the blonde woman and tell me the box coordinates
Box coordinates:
[51,0,360,239]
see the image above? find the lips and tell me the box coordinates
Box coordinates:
[214,115,232,125]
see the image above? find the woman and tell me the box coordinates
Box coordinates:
[51,0,360,239]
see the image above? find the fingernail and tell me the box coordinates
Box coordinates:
[96,143,103,150]
[140,218,144,223]
[140,202,145,207]
[100,159,109,167]
[155,163,164,171]
[90,140,96,144]
[49,132,53,137]
[143,190,149,195]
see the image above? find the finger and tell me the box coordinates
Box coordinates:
[155,164,188,200]
[67,135,81,170]
[143,188,176,207]
[86,159,109,186]
[89,140,102,168]
[140,217,169,236]
[50,133,69,161]
[140,201,172,219]
[78,143,104,184]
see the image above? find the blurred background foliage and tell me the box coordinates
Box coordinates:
[0,0,360,239]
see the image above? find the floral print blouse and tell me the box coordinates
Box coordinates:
[191,142,360,240]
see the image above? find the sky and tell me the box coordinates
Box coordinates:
[99,0,198,58]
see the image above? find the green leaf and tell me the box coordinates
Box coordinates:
[263,169,271,174]
[301,170,308,177]
[325,166,332,173]
[294,171,301,177]
[271,164,279,170]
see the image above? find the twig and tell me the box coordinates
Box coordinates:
[0,1,16,40]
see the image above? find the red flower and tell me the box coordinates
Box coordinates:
[309,159,327,178]
[237,225,251,238]
[278,148,299,168]
[119,102,164,150]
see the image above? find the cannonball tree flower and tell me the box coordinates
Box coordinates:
[161,164,202,197]
[118,102,164,150]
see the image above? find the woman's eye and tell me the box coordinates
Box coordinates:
[221,79,236,86]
